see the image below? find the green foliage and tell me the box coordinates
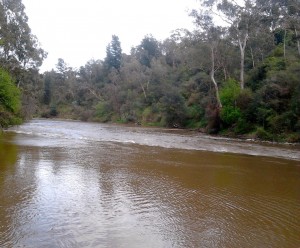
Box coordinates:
[43,73,51,105]
[105,35,122,70]
[286,133,300,143]
[255,127,273,141]
[0,106,21,127]
[0,68,21,127]
[95,102,113,122]
[136,35,161,67]
[49,105,58,117]
[159,89,187,127]
[220,79,241,106]
[186,104,206,128]
[234,118,253,134]
[220,79,241,126]
[141,106,161,126]
[0,68,20,113]
[221,106,242,126]
[0,0,46,71]
[27,0,300,142]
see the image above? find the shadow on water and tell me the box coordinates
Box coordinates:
[0,132,18,173]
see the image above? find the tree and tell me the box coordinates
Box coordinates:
[256,0,300,58]
[43,73,51,105]
[135,35,161,67]
[105,35,122,71]
[56,58,68,76]
[194,0,260,89]
[191,11,224,109]
[0,67,21,127]
[120,56,151,99]
[0,0,46,72]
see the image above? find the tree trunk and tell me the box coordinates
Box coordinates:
[283,28,287,60]
[240,45,245,89]
[140,82,147,99]
[210,47,222,109]
[223,67,227,81]
[238,34,248,90]
[250,46,255,68]
[295,28,300,57]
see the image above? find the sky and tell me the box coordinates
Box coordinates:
[22,0,199,72]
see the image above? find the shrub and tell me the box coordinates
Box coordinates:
[220,79,242,127]
[0,68,20,114]
[234,118,253,134]
[95,101,113,122]
[0,68,21,127]
[220,105,242,126]
[255,127,273,140]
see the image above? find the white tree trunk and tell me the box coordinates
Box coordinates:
[283,28,287,60]
[238,34,248,90]
[250,46,255,68]
[140,82,147,99]
[210,47,222,109]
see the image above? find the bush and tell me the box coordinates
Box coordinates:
[220,105,242,126]
[234,118,253,134]
[220,79,241,106]
[142,106,161,125]
[255,127,273,141]
[95,101,113,122]
[286,133,300,143]
[220,79,242,127]
[0,68,21,127]
[0,68,20,113]
[268,111,298,133]
[159,89,187,127]
[49,105,58,117]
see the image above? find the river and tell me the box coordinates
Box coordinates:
[0,119,300,247]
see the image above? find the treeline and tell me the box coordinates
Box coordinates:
[1,0,300,142]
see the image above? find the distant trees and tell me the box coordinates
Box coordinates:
[31,0,300,141]
[135,35,161,67]
[105,35,122,71]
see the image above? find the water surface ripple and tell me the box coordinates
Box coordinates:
[0,119,299,247]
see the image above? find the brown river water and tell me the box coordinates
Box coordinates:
[0,119,300,247]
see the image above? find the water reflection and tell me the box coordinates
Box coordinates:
[0,121,300,247]
[0,132,18,172]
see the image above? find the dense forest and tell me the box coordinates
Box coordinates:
[1,0,300,142]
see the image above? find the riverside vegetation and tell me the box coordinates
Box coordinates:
[0,0,300,142]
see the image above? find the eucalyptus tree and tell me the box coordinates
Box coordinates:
[194,0,262,89]
[190,10,225,109]
[0,0,46,72]
[0,0,46,122]
[120,56,151,100]
[256,0,300,57]
[279,0,300,56]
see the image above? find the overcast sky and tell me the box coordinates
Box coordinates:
[22,0,198,72]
